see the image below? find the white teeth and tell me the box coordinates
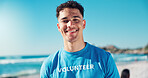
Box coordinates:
[69,30,76,32]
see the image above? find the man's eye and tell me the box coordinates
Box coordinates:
[62,20,69,23]
[73,19,79,23]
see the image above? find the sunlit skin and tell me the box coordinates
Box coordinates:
[57,8,86,52]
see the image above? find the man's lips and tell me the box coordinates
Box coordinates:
[65,29,78,33]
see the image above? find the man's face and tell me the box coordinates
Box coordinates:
[57,8,86,42]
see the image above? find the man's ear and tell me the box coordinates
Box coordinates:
[57,23,60,30]
[83,20,86,29]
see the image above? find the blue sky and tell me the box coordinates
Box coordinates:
[0,0,148,56]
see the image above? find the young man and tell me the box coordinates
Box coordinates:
[40,1,120,78]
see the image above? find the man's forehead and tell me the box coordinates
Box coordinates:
[58,8,83,19]
[61,16,81,20]
[60,8,79,13]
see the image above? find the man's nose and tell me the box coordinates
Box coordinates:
[67,21,72,27]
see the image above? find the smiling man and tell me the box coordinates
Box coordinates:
[57,7,86,52]
[40,1,120,78]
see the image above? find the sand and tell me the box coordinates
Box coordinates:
[17,61,148,78]
[117,61,148,78]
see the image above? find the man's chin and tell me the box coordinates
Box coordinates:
[67,39,76,43]
[66,38,77,43]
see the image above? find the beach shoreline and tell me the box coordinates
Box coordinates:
[18,74,40,78]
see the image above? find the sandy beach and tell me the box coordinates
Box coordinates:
[117,61,148,78]
[17,61,148,78]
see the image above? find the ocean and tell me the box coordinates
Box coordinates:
[0,55,48,77]
[0,54,147,77]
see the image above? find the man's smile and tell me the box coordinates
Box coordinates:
[65,29,79,34]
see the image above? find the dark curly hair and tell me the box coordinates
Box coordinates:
[56,1,84,18]
[121,69,130,78]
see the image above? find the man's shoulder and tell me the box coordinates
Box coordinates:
[43,51,61,65]
[89,43,111,55]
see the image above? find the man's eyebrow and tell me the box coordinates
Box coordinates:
[73,16,81,18]
[61,17,67,20]
[60,16,81,20]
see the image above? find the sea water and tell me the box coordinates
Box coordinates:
[0,54,147,77]
[0,55,48,77]
[112,54,148,65]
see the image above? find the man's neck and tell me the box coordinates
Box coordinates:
[64,40,85,52]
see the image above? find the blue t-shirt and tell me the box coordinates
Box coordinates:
[40,42,120,78]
